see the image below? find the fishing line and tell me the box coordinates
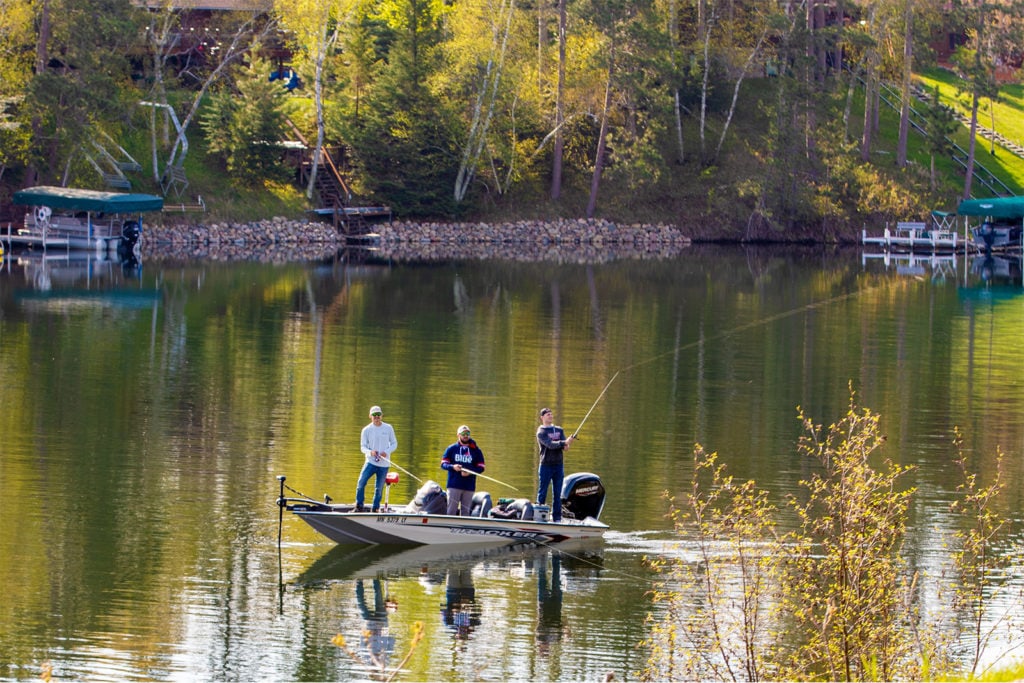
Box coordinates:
[618,288,868,375]
[567,286,871,436]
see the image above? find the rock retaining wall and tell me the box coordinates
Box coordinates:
[143,217,690,262]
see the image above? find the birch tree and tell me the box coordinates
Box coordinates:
[550,0,568,200]
[144,9,276,185]
[895,0,913,168]
[452,0,518,203]
[952,0,1019,199]
[276,0,351,199]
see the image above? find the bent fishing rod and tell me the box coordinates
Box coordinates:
[571,371,619,439]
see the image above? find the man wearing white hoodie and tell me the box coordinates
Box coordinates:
[355,405,398,512]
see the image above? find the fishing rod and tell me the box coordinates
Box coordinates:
[388,461,423,483]
[464,468,519,491]
[571,371,619,439]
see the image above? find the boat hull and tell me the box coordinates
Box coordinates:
[294,508,609,546]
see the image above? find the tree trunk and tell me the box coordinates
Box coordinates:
[860,55,875,162]
[586,49,614,219]
[27,0,52,186]
[714,30,767,162]
[896,0,913,168]
[699,16,712,164]
[964,91,980,199]
[550,0,566,200]
[306,23,335,201]
[668,0,684,163]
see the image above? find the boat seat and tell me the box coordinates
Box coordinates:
[469,491,492,517]
[488,498,533,520]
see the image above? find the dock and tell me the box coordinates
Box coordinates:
[861,221,959,252]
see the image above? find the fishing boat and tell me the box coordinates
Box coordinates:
[958,196,1024,252]
[277,471,609,546]
[6,185,163,255]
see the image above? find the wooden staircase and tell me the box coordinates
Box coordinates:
[288,121,390,236]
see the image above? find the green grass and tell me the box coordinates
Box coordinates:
[120,104,308,223]
[916,67,1024,193]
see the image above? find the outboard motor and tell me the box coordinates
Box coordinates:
[561,472,606,521]
[118,220,142,265]
[406,480,448,514]
[469,491,493,517]
[121,220,141,248]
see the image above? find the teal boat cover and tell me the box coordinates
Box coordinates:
[956,196,1024,220]
[12,186,163,213]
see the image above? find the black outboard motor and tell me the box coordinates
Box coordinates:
[561,472,606,521]
[118,220,142,265]
[121,220,141,248]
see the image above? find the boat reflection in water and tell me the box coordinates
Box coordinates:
[292,539,606,674]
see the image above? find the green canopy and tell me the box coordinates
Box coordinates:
[12,186,163,213]
[956,196,1024,220]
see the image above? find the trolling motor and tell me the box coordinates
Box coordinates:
[382,471,400,512]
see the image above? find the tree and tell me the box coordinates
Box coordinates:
[550,0,568,200]
[341,0,459,215]
[276,0,353,199]
[18,0,141,186]
[923,86,958,190]
[951,0,1020,199]
[200,51,292,185]
[450,0,518,203]
[896,0,914,168]
[143,7,276,188]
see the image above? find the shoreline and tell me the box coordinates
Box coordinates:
[143,217,692,262]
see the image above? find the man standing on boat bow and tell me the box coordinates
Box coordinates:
[356,405,398,512]
[441,425,486,515]
[536,408,574,523]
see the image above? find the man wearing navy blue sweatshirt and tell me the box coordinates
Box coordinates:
[441,425,486,515]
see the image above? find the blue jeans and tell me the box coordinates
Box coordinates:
[536,463,564,522]
[356,462,389,509]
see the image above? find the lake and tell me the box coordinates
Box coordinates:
[0,245,1022,680]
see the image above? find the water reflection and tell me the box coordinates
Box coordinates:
[355,578,397,671]
[440,567,479,639]
[535,549,564,649]
[4,246,1024,680]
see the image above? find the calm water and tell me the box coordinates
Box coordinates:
[1,245,1023,681]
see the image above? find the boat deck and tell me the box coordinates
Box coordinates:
[4,214,124,252]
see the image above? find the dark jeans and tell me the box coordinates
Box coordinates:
[356,462,388,509]
[536,463,564,522]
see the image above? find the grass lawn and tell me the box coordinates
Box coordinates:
[916,67,1024,193]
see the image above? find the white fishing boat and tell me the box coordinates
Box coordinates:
[277,472,609,546]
